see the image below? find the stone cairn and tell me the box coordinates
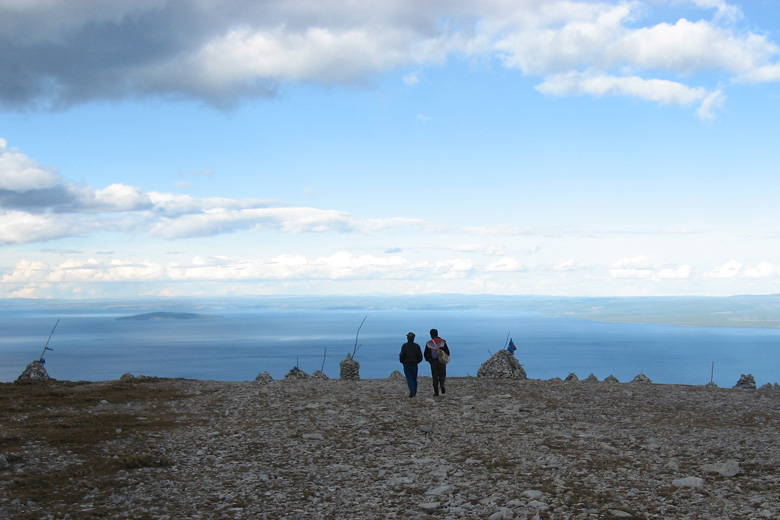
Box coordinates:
[339,354,360,380]
[565,372,579,382]
[255,372,273,383]
[477,349,527,380]
[310,370,329,380]
[734,373,756,389]
[284,367,309,380]
[604,375,620,383]
[16,360,51,382]
[632,373,652,384]
[388,370,405,381]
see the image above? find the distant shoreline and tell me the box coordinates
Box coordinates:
[116,312,223,321]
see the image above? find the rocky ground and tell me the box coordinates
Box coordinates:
[2,374,779,520]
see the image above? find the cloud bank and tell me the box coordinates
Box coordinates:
[1,1,778,117]
[0,139,422,245]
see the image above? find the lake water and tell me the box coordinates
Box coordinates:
[2,301,779,387]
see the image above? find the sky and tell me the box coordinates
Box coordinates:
[1,0,780,300]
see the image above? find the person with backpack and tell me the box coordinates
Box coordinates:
[399,332,423,398]
[424,328,450,396]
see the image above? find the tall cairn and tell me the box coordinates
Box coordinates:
[340,353,360,380]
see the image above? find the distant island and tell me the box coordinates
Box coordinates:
[116,312,222,321]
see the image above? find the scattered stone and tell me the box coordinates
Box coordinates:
[632,373,652,384]
[4,376,778,519]
[310,370,329,380]
[672,476,704,488]
[565,372,579,382]
[734,374,756,389]
[284,367,309,380]
[604,375,620,383]
[15,361,51,382]
[477,350,527,380]
[254,372,273,383]
[339,354,360,380]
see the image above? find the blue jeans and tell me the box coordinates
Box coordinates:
[403,364,419,397]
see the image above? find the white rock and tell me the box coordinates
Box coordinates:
[425,484,455,496]
[701,460,740,477]
[672,476,705,488]
[521,490,543,499]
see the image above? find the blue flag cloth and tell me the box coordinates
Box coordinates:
[507,338,516,353]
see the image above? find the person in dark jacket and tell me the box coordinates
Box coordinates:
[424,328,450,396]
[399,332,423,398]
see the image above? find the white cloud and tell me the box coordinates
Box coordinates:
[0,139,61,191]
[434,258,475,278]
[653,265,692,280]
[486,257,525,272]
[705,260,743,279]
[554,259,578,271]
[742,262,778,279]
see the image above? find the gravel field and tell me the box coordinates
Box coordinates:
[2,374,779,519]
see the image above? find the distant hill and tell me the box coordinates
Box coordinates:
[116,312,222,321]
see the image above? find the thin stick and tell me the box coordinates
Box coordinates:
[504,332,510,349]
[711,361,715,383]
[321,348,327,372]
[39,319,59,361]
[351,316,368,358]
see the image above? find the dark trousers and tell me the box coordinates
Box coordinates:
[403,364,419,397]
[429,359,446,395]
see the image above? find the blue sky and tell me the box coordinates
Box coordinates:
[1,0,780,299]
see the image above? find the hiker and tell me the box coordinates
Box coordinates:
[424,328,450,396]
[399,332,423,398]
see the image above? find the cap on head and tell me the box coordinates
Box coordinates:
[406,332,415,339]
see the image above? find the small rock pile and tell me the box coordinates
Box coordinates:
[254,372,273,383]
[388,370,404,381]
[15,361,51,382]
[339,353,360,380]
[284,367,308,380]
[477,349,527,380]
[310,370,329,380]
[734,373,756,389]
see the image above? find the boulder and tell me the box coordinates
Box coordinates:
[477,350,527,380]
[16,360,51,382]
